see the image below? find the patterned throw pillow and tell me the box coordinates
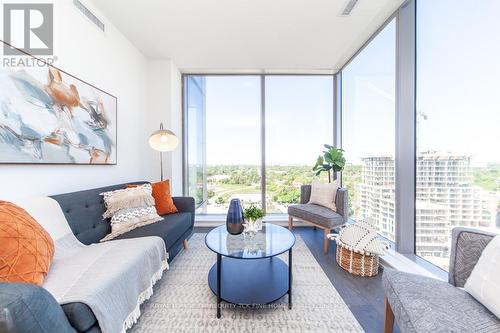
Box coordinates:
[308,180,338,211]
[100,184,162,242]
[101,183,155,218]
[337,221,389,256]
[0,201,54,286]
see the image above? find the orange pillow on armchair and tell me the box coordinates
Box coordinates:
[0,201,54,286]
[128,180,178,215]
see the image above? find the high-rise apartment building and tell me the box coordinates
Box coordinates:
[355,152,495,266]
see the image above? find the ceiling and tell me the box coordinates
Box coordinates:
[92,0,404,73]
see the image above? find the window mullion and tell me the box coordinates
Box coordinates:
[395,0,416,254]
[260,75,266,213]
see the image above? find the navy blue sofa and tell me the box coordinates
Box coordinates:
[0,182,195,333]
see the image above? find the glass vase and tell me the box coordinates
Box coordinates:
[226,199,244,235]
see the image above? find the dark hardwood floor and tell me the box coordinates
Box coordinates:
[194,226,400,333]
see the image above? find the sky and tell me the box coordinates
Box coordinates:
[342,18,396,166]
[188,0,500,167]
[204,76,333,165]
[415,0,500,166]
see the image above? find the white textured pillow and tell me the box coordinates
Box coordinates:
[308,181,338,211]
[99,184,162,242]
[337,221,389,255]
[464,235,500,319]
[100,206,162,242]
[100,184,155,218]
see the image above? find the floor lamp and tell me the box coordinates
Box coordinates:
[148,123,179,181]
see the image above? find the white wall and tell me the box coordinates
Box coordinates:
[145,60,183,195]
[169,63,183,195]
[0,0,182,200]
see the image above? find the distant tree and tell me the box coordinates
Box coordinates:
[215,196,225,206]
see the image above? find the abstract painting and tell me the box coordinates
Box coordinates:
[0,48,117,164]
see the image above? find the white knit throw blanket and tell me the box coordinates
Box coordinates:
[19,197,169,333]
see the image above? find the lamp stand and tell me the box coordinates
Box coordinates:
[160,151,164,181]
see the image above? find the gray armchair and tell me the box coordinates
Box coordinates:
[382,227,500,333]
[287,184,348,254]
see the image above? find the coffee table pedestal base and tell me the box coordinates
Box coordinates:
[208,255,292,317]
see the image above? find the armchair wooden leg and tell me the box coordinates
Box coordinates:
[323,228,329,254]
[182,239,189,249]
[288,215,293,230]
[384,297,395,333]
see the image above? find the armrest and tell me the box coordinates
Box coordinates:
[300,185,311,204]
[335,188,348,222]
[0,283,75,333]
[172,196,195,227]
[449,227,496,287]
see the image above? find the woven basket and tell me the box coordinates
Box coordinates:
[335,241,379,277]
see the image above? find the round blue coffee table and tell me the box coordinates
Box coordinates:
[205,223,295,318]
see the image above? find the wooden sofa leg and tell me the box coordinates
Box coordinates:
[323,228,329,254]
[288,215,293,230]
[182,239,189,249]
[384,297,395,333]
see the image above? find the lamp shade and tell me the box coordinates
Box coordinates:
[148,123,179,152]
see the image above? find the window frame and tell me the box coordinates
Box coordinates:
[182,0,491,274]
[182,73,336,216]
[338,0,458,273]
[338,14,402,250]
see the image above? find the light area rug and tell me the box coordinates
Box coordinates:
[130,233,364,332]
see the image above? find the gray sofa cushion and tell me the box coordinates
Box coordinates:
[114,212,192,249]
[383,269,500,333]
[288,203,344,229]
[51,182,145,244]
[0,283,75,333]
[61,302,97,332]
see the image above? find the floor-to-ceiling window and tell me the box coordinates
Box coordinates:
[265,76,333,213]
[415,0,500,269]
[186,76,261,214]
[184,75,334,215]
[185,76,206,213]
[185,2,499,273]
[341,19,396,242]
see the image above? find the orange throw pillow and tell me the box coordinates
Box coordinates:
[0,201,54,286]
[152,180,178,215]
[128,180,178,215]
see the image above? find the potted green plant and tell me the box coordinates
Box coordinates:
[243,204,265,233]
[313,144,346,183]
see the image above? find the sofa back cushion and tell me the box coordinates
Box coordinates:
[50,182,146,245]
